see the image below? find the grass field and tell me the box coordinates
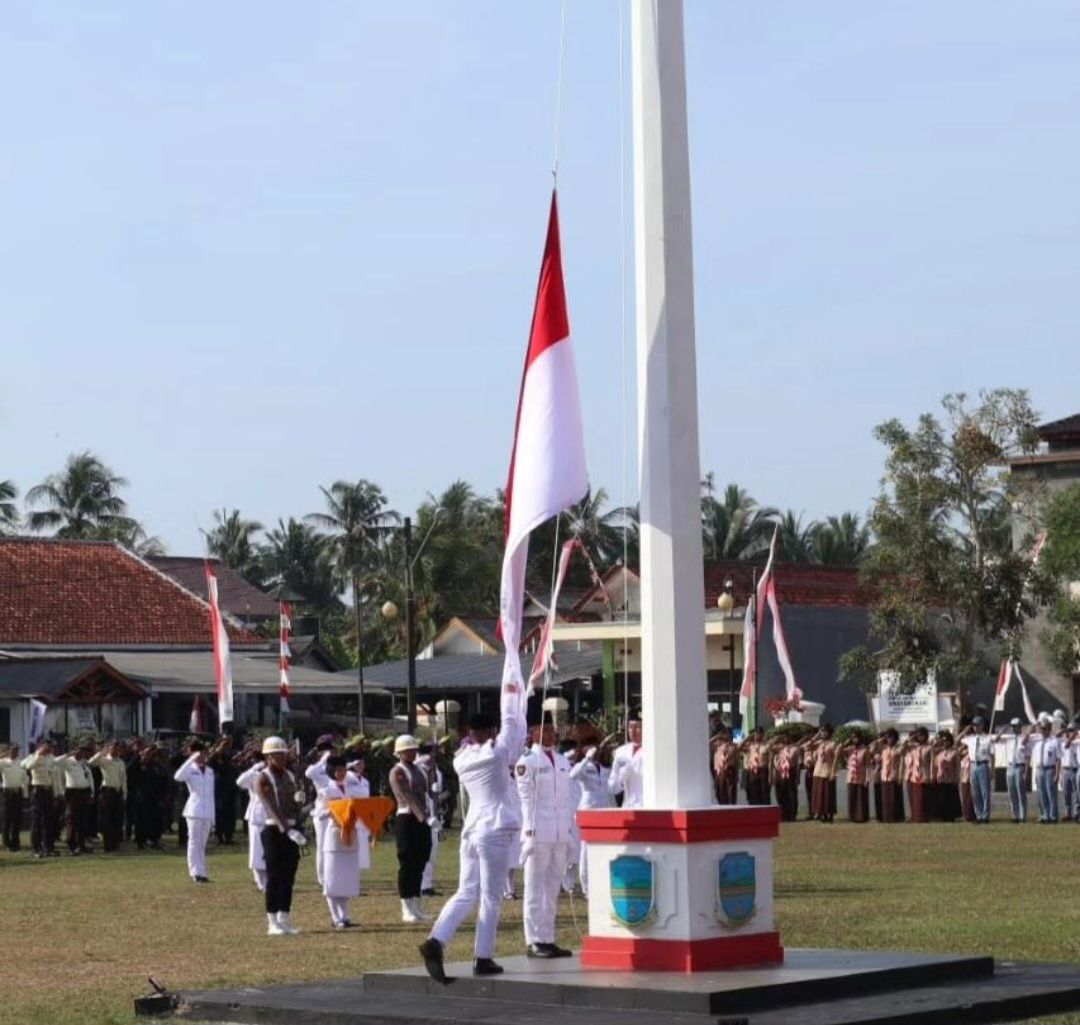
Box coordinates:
[2,820,1079,1025]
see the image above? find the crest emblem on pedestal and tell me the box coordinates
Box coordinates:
[609,855,655,928]
[717,851,756,927]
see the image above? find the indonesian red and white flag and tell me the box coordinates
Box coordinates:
[189,694,206,735]
[500,192,588,691]
[279,601,293,717]
[205,561,234,725]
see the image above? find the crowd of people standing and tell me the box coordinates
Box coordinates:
[710,711,1080,826]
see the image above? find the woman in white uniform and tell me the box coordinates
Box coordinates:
[236,758,267,891]
[316,754,370,929]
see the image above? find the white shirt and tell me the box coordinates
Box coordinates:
[304,752,333,790]
[237,761,268,826]
[608,742,645,808]
[1063,739,1080,770]
[1030,735,1063,770]
[1001,733,1033,768]
[56,756,95,792]
[962,734,995,765]
[516,746,575,845]
[569,755,613,810]
[455,687,527,842]
[173,755,216,820]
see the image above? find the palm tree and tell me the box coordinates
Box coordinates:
[700,483,778,560]
[94,517,167,557]
[0,479,18,534]
[564,488,633,568]
[203,508,264,582]
[259,518,338,610]
[810,513,872,566]
[306,479,398,592]
[775,510,817,563]
[25,452,130,538]
[408,480,500,624]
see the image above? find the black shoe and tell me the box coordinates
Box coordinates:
[526,943,557,959]
[419,938,447,984]
[547,943,573,958]
[195,875,211,883]
[473,958,504,976]
[48,849,60,857]
[422,888,440,897]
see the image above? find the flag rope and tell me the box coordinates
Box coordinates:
[618,0,632,734]
[551,0,569,182]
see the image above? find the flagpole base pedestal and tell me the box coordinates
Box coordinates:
[577,806,783,973]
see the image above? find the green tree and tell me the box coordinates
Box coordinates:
[203,508,264,582]
[26,452,131,538]
[1038,483,1080,678]
[306,479,399,661]
[259,518,338,611]
[0,479,18,534]
[840,390,1043,711]
[775,510,817,563]
[700,482,778,561]
[810,513,872,566]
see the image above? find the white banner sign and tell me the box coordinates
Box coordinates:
[873,672,938,726]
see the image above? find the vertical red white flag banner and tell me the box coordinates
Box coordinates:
[529,538,580,685]
[205,562,234,726]
[189,694,206,734]
[739,591,757,731]
[279,601,293,717]
[499,191,588,692]
[993,658,1012,713]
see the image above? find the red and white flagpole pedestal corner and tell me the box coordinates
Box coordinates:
[578,807,783,971]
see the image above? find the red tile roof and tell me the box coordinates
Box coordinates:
[148,556,279,619]
[703,561,877,609]
[0,538,260,647]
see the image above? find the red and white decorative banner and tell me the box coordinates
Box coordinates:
[189,694,206,735]
[205,561,234,726]
[499,191,588,693]
[279,601,293,716]
[529,538,580,685]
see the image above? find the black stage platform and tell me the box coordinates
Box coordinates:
[169,948,1080,1025]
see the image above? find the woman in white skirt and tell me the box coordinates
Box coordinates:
[316,755,370,929]
[236,758,268,892]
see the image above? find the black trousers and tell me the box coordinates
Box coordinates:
[775,778,799,821]
[2,790,23,849]
[261,826,301,914]
[98,788,124,851]
[65,788,92,851]
[30,786,54,853]
[394,814,432,899]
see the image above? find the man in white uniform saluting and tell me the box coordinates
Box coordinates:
[608,709,645,809]
[419,678,526,983]
[516,712,574,958]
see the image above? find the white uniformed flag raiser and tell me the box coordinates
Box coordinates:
[500,192,588,691]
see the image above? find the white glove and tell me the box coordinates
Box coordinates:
[426,815,439,829]
[286,828,307,847]
[585,747,597,761]
[520,837,535,865]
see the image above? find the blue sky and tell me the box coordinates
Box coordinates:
[2,2,1078,554]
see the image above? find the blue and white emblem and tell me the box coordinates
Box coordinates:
[609,855,655,928]
[716,851,756,927]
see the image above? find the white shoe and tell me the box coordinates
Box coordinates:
[276,911,299,935]
[410,897,433,922]
[401,899,422,924]
[267,913,286,936]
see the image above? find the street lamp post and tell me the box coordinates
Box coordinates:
[381,510,442,735]
[717,578,736,726]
